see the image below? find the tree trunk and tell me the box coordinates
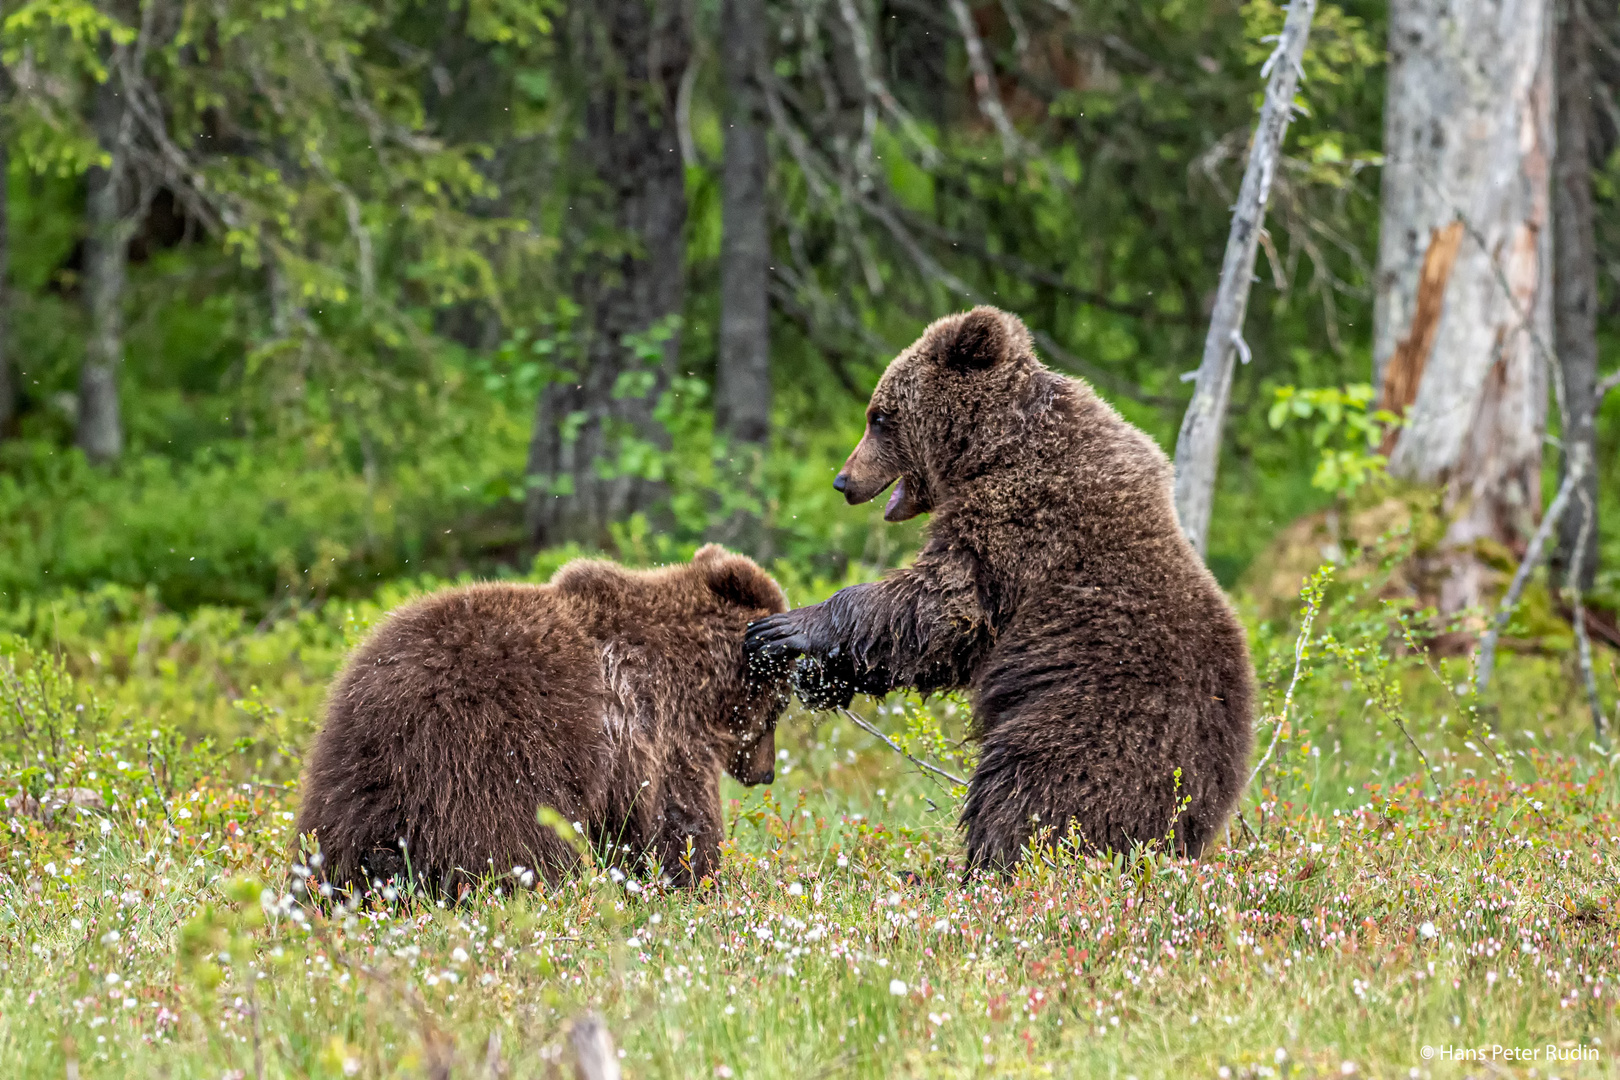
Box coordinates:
[1373,0,1554,616]
[526,0,691,548]
[78,72,136,464]
[713,0,772,555]
[0,120,13,440]
[1172,0,1316,556]
[1551,0,1600,593]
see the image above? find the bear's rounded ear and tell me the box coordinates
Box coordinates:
[697,549,787,613]
[940,307,1010,373]
[692,543,728,564]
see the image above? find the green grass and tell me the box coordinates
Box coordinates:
[1,544,1618,1078]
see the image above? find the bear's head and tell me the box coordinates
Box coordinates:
[689,545,790,786]
[834,306,1039,520]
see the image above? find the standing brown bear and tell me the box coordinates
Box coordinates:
[296,545,789,896]
[747,307,1254,870]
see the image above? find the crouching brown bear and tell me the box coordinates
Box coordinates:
[747,307,1254,871]
[295,545,789,897]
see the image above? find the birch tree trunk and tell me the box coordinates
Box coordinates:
[1172,0,1316,556]
[1372,0,1554,616]
[1551,0,1600,593]
[525,0,691,548]
[78,72,137,464]
[713,0,773,556]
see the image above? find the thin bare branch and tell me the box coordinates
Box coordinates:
[947,0,1028,160]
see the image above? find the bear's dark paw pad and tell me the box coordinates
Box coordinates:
[791,656,854,711]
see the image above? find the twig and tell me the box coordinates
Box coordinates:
[1173,0,1318,554]
[946,0,1028,160]
[1566,487,1608,743]
[1476,452,1585,697]
[835,707,969,787]
[1248,568,1324,790]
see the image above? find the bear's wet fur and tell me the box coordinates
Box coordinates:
[295,545,789,897]
[748,306,1254,871]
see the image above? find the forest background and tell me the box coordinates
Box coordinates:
[8,0,1591,610]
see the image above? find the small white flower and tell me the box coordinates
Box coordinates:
[889,979,908,996]
[836,854,849,868]
[1419,922,1437,939]
[176,808,193,820]
[715,1067,734,1078]
[1275,1048,1288,1064]
[626,937,642,950]
[1341,1062,1357,1075]
[343,1058,361,1077]
[451,947,469,964]
[99,819,113,836]
[787,882,803,896]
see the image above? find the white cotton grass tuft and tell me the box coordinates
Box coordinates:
[889,979,908,996]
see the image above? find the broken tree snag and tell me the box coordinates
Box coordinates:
[1372,0,1554,618]
[1172,0,1317,557]
[1377,220,1464,454]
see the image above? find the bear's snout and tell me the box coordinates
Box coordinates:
[833,472,848,493]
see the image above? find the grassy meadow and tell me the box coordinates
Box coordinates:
[1,536,1618,1080]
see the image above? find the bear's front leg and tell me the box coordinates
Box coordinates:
[745,585,886,704]
[746,561,991,704]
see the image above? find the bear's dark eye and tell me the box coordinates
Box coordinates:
[869,411,891,431]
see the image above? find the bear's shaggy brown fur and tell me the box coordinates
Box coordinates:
[296,545,788,895]
[748,307,1254,870]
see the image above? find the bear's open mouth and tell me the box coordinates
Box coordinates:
[883,476,928,522]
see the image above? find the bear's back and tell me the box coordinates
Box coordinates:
[298,582,613,888]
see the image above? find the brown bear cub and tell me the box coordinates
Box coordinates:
[748,307,1254,871]
[296,545,789,897]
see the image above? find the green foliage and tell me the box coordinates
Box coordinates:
[1267,382,1399,496]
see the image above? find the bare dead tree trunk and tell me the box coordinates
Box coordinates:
[713,0,772,555]
[78,71,138,464]
[1172,0,1316,556]
[525,0,691,548]
[1551,0,1601,594]
[1373,0,1554,617]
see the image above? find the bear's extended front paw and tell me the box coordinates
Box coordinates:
[791,656,855,711]
[744,611,815,675]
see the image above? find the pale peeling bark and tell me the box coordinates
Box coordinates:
[1173,0,1316,556]
[1373,0,1554,614]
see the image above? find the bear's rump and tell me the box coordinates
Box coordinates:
[304,600,614,889]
